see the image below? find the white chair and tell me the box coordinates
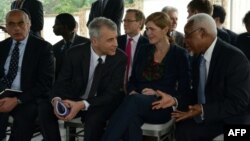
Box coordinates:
[212,134,224,141]
[141,119,175,141]
[64,118,84,141]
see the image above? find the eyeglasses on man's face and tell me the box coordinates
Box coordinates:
[122,19,137,23]
[184,28,202,38]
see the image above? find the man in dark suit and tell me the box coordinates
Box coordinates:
[0,9,54,141]
[51,17,126,141]
[154,13,250,141]
[53,13,89,79]
[87,0,124,35]
[212,4,238,46]
[11,0,43,37]
[117,9,148,86]
[187,0,230,43]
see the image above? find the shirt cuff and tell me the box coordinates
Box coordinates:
[82,100,90,111]
[200,104,205,120]
[171,97,178,111]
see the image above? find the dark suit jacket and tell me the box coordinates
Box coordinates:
[128,43,191,98]
[53,35,89,79]
[0,34,54,103]
[117,34,149,70]
[173,30,184,47]
[52,42,126,107]
[223,28,238,46]
[217,28,230,43]
[191,38,250,124]
[236,32,250,61]
[11,0,44,35]
[87,0,124,35]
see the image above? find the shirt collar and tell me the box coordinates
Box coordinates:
[13,33,29,46]
[63,32,76,44]
[126,33,140,43]
[203,37,217,63]
[90,46,106,63]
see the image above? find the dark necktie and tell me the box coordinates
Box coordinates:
[62,42,71,53]
[88,57,103,98]
[1,42,20,88]
[125,38,133,83]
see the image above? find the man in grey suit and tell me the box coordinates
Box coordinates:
[162,6,184,47]
[154,13,250,141]
[51,17,126,141]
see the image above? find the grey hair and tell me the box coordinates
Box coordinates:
[161,6,178,14]
[187,13,217,36]
[88,17,117,39]
[6,9,31,25]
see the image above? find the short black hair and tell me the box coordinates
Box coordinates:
[243,11,250,25]
[55,13,76,31]
[188,0,213,15]
[212,5,226,23]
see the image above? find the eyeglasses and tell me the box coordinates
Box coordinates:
[7,21,27,28]
[184,28,201,38]
[122,19,137,23]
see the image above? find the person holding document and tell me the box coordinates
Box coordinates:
[0,9,55,140]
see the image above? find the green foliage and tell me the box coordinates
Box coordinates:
[43,0,96,14]
[0,0,11,24]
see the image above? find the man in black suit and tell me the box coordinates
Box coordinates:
[0,9,54,141]
[154,13,250,141]
[11,0,43,37]
[53,13,89,79]
[51,17,126,141]
[87,0,124,35]
[118,9,148,85]
[212,4,238,46]
[187,0,230,43]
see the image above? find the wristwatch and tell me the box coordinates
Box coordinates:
[17,98,22,104]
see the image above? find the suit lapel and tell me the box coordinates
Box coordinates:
[21,35,35,88]
[0,39,12,77]
[82,44,91,88]
[206,39,221,85]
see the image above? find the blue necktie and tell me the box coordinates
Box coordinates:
[198,55,206,104]
[1,42,20,88]
[194,55,206,123]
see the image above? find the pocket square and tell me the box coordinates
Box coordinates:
[55,101,70,117]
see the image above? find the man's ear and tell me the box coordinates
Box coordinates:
[91,37,98,46]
